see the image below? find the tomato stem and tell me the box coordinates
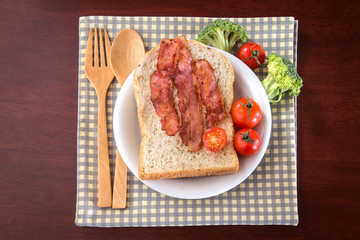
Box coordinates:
[242,43,262,65]
[240,129,255,144]
[239,97,253,122]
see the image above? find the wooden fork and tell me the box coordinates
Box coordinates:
[85,28,114,207]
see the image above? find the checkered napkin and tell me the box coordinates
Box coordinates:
[75,16,299,227]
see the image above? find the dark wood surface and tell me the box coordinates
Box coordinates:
[1,0,359,239]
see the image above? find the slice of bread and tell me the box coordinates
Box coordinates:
[133,39,239,180]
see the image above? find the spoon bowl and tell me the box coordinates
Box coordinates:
[110,29,145,85]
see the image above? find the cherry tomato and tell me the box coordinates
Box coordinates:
[234,128,261,156]
[231,97,262,129]
[237,42,265,70]
[203,127,227,152]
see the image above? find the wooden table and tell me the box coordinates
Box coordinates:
[1,0,359,239]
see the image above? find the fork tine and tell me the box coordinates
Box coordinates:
[94,28,99,67]
[104,29,111,67]
[85,28,94,67]
[99,28,106,67]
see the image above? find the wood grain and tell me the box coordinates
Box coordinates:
[0,0,359,239]
[112,150,127,208]
[84,28,114,207]
[110,28,144,208]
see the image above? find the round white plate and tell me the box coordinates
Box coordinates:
[113,50,272,199]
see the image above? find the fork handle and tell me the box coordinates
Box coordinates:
[97,92,112,207]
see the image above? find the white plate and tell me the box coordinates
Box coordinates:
[113,50,272,199]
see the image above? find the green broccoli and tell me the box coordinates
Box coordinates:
[197,19,247,53]
[261,53,303,103]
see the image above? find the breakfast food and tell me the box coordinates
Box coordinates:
[133,36,239,180]
[194,59,226,128]
[172,37,203,151]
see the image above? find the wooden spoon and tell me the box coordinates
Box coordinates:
[110,29,145,208]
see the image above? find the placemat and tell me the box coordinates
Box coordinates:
[75,16,299,227]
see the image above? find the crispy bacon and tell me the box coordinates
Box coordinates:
[173,36,203,152]
[150,39,181,136]
[194,59,226,128]
[157,38,180,77]
[150,69,179,136]
[150,37,225,150]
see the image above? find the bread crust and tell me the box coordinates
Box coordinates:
[134,39,239,180]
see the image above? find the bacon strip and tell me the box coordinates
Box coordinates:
[157,38,180,77]
[173,36,203,152]
[194,59,226,128]
[150,37,225,150]
[150,39,180,136]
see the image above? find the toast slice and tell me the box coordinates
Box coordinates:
[133,39,239,180]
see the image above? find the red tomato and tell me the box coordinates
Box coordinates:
[237,42,265,70]
[203,127,227,152]
[234,128,261,156]
[231,97,262,129]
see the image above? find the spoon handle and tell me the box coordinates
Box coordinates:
[112,150,127,208]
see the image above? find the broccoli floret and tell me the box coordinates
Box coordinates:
[261,53,303,103]
[197,19,247,53]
